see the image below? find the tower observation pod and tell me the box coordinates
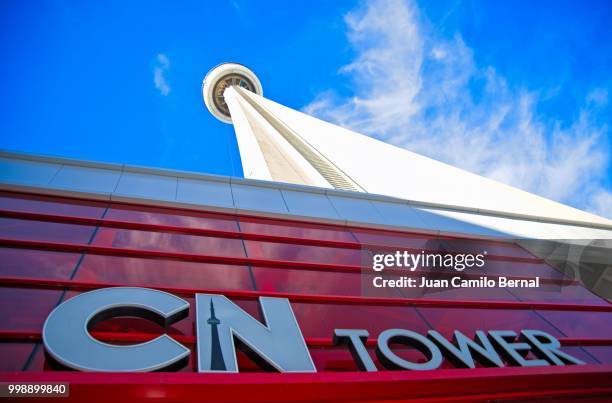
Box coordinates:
[202,63,263,124]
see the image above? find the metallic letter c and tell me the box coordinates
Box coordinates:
[43,287,190,372]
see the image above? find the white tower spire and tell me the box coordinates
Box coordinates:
[202,63,612,228]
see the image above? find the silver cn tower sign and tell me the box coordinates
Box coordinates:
[43,287,584,372]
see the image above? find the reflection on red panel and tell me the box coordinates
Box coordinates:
[252,266,404,299]
[92,227,247,257]
[436,238,536,260]
[0,218,96,244]
[536,310,612,338]
[309,346,457,372]
[308,346,358,372]
[106,204,239,233]
[0,342,35,371]
[396,281,519,301]
[291,302,428,338]
[0,191,107,218]
[25,344,50,371]
[509,282,608,306]
[479,260,565,279]
[559,347,600,365]
[0,287,62,332]
[584,346,612,364]
[244,240,360,266]
[238,217,355,243]
[0,247,80,280]
[253,266,359,295]
[350,229,436,249]
[75,254,254,291]
[416,307,565,338]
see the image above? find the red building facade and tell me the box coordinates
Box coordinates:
[1,189,612,401]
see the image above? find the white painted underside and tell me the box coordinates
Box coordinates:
[229,89,611,229]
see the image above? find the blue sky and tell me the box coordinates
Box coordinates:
[1,0,611,217]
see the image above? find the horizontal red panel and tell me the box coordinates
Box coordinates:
[0,238,364,273]
[0,207,548,263]
[0,287,62,332]
[397,281,520,301]
[0,276,610,312]
[509,281,609,306]
[584,346,612,365]
[74,254,255,291]
[105,203,240,232]
[476,259,564,278]
[244,239,362,266]
[238,216,356,243]
[536,310,612,339]
[92,227,247,257]
[416,306,565,338]
[0,218,97,245]
[1,365,611,402]
[0,191,108,219]
[0,209,363,250]
[0,342,35,371]
[0,247,80,280]
[251,266,565,303]
[252,266,411,299]
[292,301,428,338]
[350,228,439,250]
[2,330,611,348]
[0,239,574,287]
[0,189,586,249]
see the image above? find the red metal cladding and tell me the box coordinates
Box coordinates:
[1,366,612,402]
[0,190,611,401]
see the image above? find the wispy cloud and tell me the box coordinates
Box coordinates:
[153,53,171,96]
[228,0,241,13]
[588,189,612,219]
[304,0,611,218]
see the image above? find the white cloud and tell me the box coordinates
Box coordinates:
[586,88,608,108]
[588,189,612,219]
[228,0,241,12]
[154,53,171,96]
[305,0,611,218]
